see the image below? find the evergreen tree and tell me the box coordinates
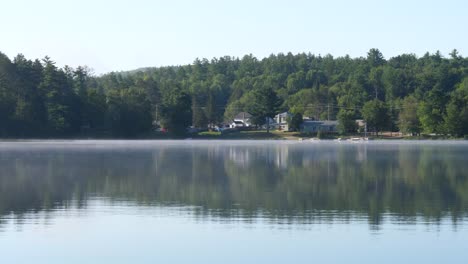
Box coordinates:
[0,52,16,136]
[247,85,281,132]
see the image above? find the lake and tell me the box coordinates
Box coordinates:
[1,140,467,263]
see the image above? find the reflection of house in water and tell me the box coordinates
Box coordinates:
[227,147,252,167]
[296,147,340,179]
[227,146,290,169]
[356,144,368,162]
[300,149,338,166]
[274,146,289,169]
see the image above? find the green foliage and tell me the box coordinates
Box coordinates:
[107,87,152,137]
[337,109,357,134]
[0,49,467,138]
[159,89,192,136]
[191,96,208,128]
[417,88,447,134]
[247,85,281,129]
[284,88,329,119]
[39,57,76,134]
[444,78,468,136]
[399,95,421,135]
[82,89,107,129]
[362,99,390,135]
[224,99,245,121]
[367,48,386,67]
[288,113,303,131]
[0,52,16,136]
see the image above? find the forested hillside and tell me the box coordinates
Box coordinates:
[0,49,467,138]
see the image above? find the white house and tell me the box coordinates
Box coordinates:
[274,112,293,131]
[233,112,252,127]
[230,120,246,128]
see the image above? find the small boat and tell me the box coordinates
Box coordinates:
[347,137,368,142]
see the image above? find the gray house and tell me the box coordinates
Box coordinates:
[301,120,339,133]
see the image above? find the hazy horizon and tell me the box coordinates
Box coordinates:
[2,0,467,74]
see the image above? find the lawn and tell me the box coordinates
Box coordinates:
[195,130,321,140]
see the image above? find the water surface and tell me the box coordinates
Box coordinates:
[1,140,467,263]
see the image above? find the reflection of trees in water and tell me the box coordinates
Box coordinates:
[0,143,467,228]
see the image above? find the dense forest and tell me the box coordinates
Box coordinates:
[0,49,467,138]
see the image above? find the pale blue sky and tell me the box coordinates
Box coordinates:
[1,0,466,74]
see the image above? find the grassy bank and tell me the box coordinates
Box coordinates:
[194,130,468,140]
[194,130,340,140]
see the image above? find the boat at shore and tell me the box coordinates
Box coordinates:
[347,137,369,142]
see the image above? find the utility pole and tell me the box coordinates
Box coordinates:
[365,122,367,138]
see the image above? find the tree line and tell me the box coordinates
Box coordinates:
[0,49,467,138]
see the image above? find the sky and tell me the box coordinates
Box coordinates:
[1,0,467,74]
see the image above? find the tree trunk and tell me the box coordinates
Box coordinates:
[266,117,270,133]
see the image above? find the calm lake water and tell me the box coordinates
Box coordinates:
[1,140,468,263]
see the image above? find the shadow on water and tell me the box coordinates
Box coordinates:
[1,141,468,230]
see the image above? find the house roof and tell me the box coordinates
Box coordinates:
[234,112,252,120]
[232,121,244,124]
[275,111,292,118]
[321,120,339,126]
[303,120,338,126]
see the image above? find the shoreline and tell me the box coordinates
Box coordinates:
[1,130,467,142]
[1,138,467,142]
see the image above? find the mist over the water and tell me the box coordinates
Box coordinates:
[1,140,467,227]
